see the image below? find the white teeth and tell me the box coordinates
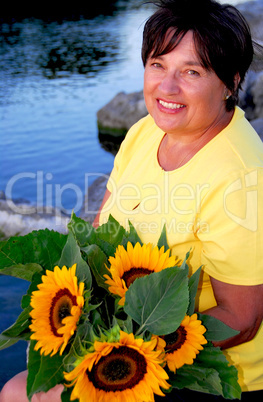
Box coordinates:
[159,100,184,109]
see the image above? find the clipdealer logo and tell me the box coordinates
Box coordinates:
[223,170,258,232]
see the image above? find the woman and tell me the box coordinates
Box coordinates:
[1,0,263,401]
[95,0,263,400]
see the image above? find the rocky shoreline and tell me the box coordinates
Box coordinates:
[0,172,110,239]
[1,0,263,239]
[0,194,70,239]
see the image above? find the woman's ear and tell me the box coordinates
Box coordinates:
[234,72,241,90]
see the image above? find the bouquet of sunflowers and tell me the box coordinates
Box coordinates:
[0,214,241,401]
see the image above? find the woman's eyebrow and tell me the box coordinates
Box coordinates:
[184,60,202,67]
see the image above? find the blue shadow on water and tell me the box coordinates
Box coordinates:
[0,342,27,391]
[0,276,29,390]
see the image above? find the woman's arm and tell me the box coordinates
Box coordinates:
[0,370,63,402]
[203,277,263,349]
[93,189,111,228]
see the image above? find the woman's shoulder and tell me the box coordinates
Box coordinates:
[117,114,163,158]
[109,114,162,181]
[188,108,263,193]
[123,113,161,143]
[222,107,263,168]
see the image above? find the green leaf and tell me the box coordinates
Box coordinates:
[2,305,32,339]
[81,244,109,291]
[68,213,126,258]
[195,344,241,399]
[121,220,143,247]
[179,250,191,271]
[157,225,170,252]
[124,266,189,335]
[68,213,97,247]
[0,274,41,344]
[0,230,67,275]
[0,263,43,281]
[170,364,223,395]
[27,341,42,399]
[170,344,241,399]
[27,341,65,399]
[21,272,43,309]
[58,231,92,289]
[61,387,77,402]
[96,215,125,248]
[64,321,95,367]
[112,308,134,334]
[199,314,239,341]
[187,267,202,315]
[0,334,20,350]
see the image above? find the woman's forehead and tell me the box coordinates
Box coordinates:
[150,29,201,62]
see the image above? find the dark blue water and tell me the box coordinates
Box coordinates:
[0,276,29,389]
[0,1,152,215]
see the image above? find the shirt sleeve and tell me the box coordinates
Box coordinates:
[106,115,151,193]
[197,167,263,285]
[106,143,123,193]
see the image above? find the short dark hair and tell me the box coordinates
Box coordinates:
[141,0,254,111]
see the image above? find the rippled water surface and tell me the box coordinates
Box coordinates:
[1,0,153,214]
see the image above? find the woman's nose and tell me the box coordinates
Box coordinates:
[159,72,180,95]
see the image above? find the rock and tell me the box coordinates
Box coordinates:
[97,90,147,136]
[0,172,109,239]
[237,1,263,72]
[239,69,259,120]
[237,1,263,46]
[0,199,69,239]
[251,117,263,140]
[80,173,110,223]
[0,172,111,238]
[250,71,263,118]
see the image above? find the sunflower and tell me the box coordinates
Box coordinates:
[104,241,179,305]
[161,314,207,373]
[64,330,170,402]
[29,264,84,356]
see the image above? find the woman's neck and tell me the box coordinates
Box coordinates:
[158,109,234,171]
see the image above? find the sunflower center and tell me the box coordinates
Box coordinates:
[163,326,187,353]
[49,288,77,337]
[87,346,147,391]
[122,268,152,288]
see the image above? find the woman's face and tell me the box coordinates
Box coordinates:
[143,31,229,139]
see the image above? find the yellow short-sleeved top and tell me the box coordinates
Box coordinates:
[100,106,263,391]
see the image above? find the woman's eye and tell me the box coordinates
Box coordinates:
[187,70,200,76]
[151,62,162,68]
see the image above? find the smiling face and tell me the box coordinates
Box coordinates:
[143,31,231,141]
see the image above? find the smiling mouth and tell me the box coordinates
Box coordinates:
[158,100,185,110]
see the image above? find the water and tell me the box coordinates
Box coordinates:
[0,0,254,392]
[1,0,151,215]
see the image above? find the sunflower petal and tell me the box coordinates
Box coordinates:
[29,264,84,356]
[105,242,177,305]
[64,329,171,402]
